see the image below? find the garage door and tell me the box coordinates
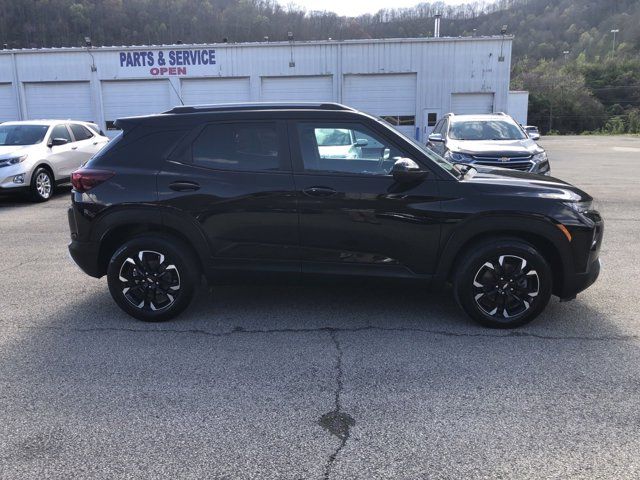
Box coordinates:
[261,76,333,102]
[343,74,417,137]
[102,80,171,133]
[25,82,92,121]
[181,77,250,105]
[0,84,19,122]
[451,93,494,114]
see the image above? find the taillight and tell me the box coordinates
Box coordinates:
[71,168,114,193]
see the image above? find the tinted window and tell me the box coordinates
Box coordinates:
[0,125,49,146]
[192,123,280,172]
[297,122,405,176]
[449,120,526,140]
[50,124,72,143]
[70,124,94,141]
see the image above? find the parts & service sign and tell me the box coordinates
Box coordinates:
[118,49,216,76]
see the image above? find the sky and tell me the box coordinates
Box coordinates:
[280,0,471,17]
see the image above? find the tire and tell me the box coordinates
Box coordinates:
[30,167,54,202]
[107,235,199,322]
[453,238,552,328]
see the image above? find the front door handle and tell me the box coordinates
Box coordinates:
[303,186,337,197]
[71,146,78,150]
[169,181,200,192]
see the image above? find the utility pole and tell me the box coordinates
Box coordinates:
[611,29,619,55]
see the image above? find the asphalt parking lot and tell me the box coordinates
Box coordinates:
[1,135,639,479]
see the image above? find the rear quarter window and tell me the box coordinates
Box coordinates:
[88,128,189,168]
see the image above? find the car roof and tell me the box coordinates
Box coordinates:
[1,119,92,127]
[448,114,517,123]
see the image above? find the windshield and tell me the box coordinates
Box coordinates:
[0,124,49,146]
[315,128,352,146]
[449,120,527,141]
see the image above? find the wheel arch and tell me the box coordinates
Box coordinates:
[436,215,573,296]
[92,207,211,277]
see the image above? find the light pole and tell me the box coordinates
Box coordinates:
[611,29,619,54]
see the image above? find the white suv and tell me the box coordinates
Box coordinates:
[0,120,109,201]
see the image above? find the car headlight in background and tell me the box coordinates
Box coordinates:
[445,151,474,163]
[0,155,27,168]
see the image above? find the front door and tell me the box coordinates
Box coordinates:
[46,124,76,179]
[157,120,299,278]
[289,119,442,277]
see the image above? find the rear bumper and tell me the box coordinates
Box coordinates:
[68,239,103,278]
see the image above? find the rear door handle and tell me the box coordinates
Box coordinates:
[71,146,78,150]
[169,181,200,192]
[303,186,337,197]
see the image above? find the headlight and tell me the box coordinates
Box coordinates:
[563,200,593,214]
[0,155,27,168]
[445,151,474,163]
[532,151,547,163]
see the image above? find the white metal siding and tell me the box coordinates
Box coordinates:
[451,93,494,114]
[0,84,19,122]
[343,74,417,136]
[181,77,251,105]
[261,76,333,102]
[25,82,93,121]
[102,80,171,122]
[343,74,416,115]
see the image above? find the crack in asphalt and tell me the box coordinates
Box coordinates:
[5,324,640,343]
[318,331,355,480]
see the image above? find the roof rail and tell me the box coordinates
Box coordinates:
[163,102,355,114]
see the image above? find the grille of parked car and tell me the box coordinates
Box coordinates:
[470,155,533,171]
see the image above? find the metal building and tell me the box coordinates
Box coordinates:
[0,36,514,140]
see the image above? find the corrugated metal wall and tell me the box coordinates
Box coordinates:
[0,37,513,141]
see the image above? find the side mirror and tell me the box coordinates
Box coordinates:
[391,158,427,183]
[354,138,369,147]
[49,137,69,147]
[428,133,444,143]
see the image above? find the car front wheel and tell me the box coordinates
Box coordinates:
[30,167,54,202]
[454,238,552,328]
[107,235,199,322]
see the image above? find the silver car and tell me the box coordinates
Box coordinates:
[0,120,109,201]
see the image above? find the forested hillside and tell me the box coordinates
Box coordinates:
[0,0,638,133]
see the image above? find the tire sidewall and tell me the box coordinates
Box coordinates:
[107,235,198,322]
[455,240,552,328]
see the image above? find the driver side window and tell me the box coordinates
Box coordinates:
[296,122,405,176]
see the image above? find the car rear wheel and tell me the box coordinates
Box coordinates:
[107,235,199,322]
[454,238,552,328]
[30,167,53,202]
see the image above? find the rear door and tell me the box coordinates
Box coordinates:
[289,118,442,278]
[68,123,104,167]
[157,120,300,279]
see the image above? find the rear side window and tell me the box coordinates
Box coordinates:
[192,122,280,172]
[69,124,94,141]
[87,129,187,168]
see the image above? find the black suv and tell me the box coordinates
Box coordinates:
[67,103,603,328]
[427,113,550,175]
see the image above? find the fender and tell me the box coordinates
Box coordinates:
[433,213,574,286]
[88,204,212,269]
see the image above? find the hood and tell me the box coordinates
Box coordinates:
[0,145,31,159]
[464,166,591,203]
[449,138,542,157]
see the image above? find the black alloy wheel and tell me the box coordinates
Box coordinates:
[454,238,552,328]
[107,235,198,322]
